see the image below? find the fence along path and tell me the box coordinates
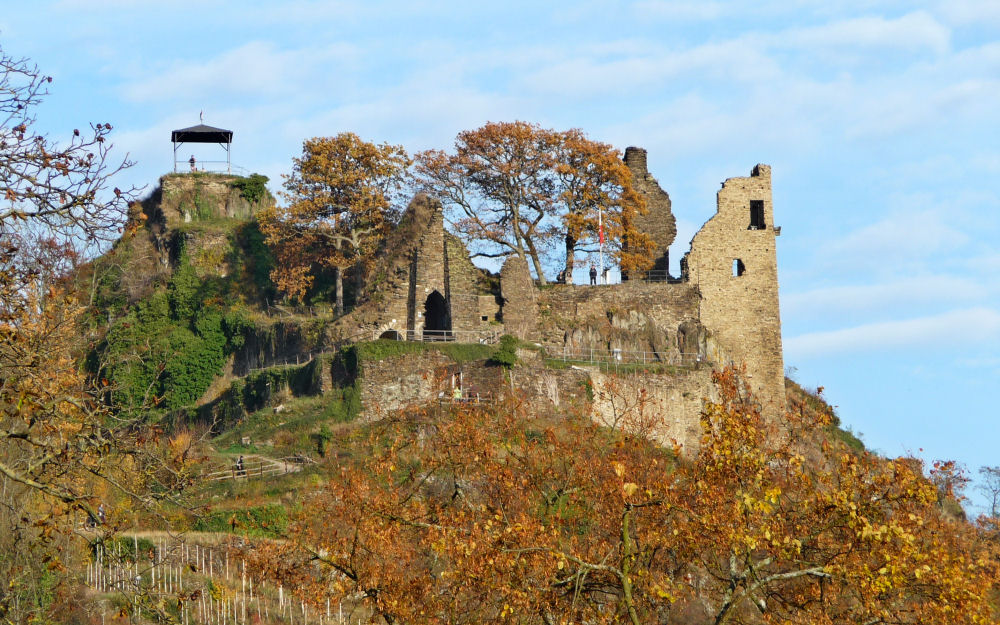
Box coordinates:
[201,454,311,483]
[86,535,364,625]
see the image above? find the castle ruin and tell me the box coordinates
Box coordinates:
[337,149,786,428]
[142,149,786,451]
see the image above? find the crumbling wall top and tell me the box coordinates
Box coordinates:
[623,146,675,274]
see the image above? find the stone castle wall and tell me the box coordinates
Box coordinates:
[684,164,785,413]
[533,281,703,361]
[589,368,717,453]
[624,147,676,274]
[156,152,788,432]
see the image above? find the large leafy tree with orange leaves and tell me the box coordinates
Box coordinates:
[244,369,997,624]
[415,121,651,284]
[0,45,188,621]
[258,133,410,314]
[555,129,653,283]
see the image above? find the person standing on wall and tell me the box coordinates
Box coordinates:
[589,263,597,285]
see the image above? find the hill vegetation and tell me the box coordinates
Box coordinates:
[1,42,999,625]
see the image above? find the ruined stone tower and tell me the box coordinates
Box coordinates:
[624,147,676,275]
[685,164,785,413]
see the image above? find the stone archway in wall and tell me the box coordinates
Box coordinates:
[423,290,450,340]
[379,330,402,341]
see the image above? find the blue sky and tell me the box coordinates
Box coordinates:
[4,1,999,511]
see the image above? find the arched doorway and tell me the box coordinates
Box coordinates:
[379,330,402,341]
[423,290,450,341]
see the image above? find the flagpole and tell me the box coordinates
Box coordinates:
[598,206,604,285]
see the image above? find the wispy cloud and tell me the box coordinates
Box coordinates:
[782,275,986,317]
[630,0,726,21]
[776,11,951,55]
[120,41,359,104]
[785,307,1000,358]
[818,208,969,272]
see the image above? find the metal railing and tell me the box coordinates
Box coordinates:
[545,269,684,286]
[623,269,683,283]
[543,346,704,367]
[373,328,503,344]
[438,391,496,405]
[176,161,249,176]
[238,348,325,376]
[264,303,330,318]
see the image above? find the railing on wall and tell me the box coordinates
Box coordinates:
[179,161,249,176]
[373,328,503,345]
[543,346,704,367]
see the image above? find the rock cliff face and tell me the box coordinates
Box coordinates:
[535,281,704,362]
[143,173,274,228]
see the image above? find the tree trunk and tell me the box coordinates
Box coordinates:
[564,234,577,284]
[353,259,365,309]
[525,236,547,285]
[334,266,343,317]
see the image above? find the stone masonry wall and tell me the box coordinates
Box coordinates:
[343,195,500,340]
[684,164,785,415]
[500,256,539,340]
[589,368,717,453]
[153,173,271,226]
[410,206,448,335]
[357,350,454,418]
[445,232,499,333]
[534,281,703,362]
[353,350,715,457]
[624,147,676,274]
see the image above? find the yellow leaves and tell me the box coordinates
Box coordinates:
[623,482,639,497]
[652,583,677,603]
[612,461,625,478]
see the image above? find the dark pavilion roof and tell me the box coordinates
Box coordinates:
[170,124,233,143]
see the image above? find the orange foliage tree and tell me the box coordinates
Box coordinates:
[415,121,651,284]
[258,133,410,313]
[0,44,189,621]
[243,369,997,624]
[555,128,652,283]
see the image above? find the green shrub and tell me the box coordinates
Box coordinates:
[314,424,333,457]
[193,504,287,538]
[489,334,519,368]
[231,173,270,205]
[828,425,865,452]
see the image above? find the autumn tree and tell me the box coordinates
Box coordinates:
[555,128,653,283]
[245,369,997,624]
[0,45,187,621]
[416,122,652,284]
[259,133,410,314]
[416,121,560,283]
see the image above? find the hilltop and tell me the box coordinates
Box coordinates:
[53,166,997,624]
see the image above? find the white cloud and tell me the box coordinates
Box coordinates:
[819,208,968,270]
[775,11,951,55]
[516,38,782,96]
[936,0,1000,27]
[120,41,359,103]
[785,307,1000,358]
[782,275,985,317]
